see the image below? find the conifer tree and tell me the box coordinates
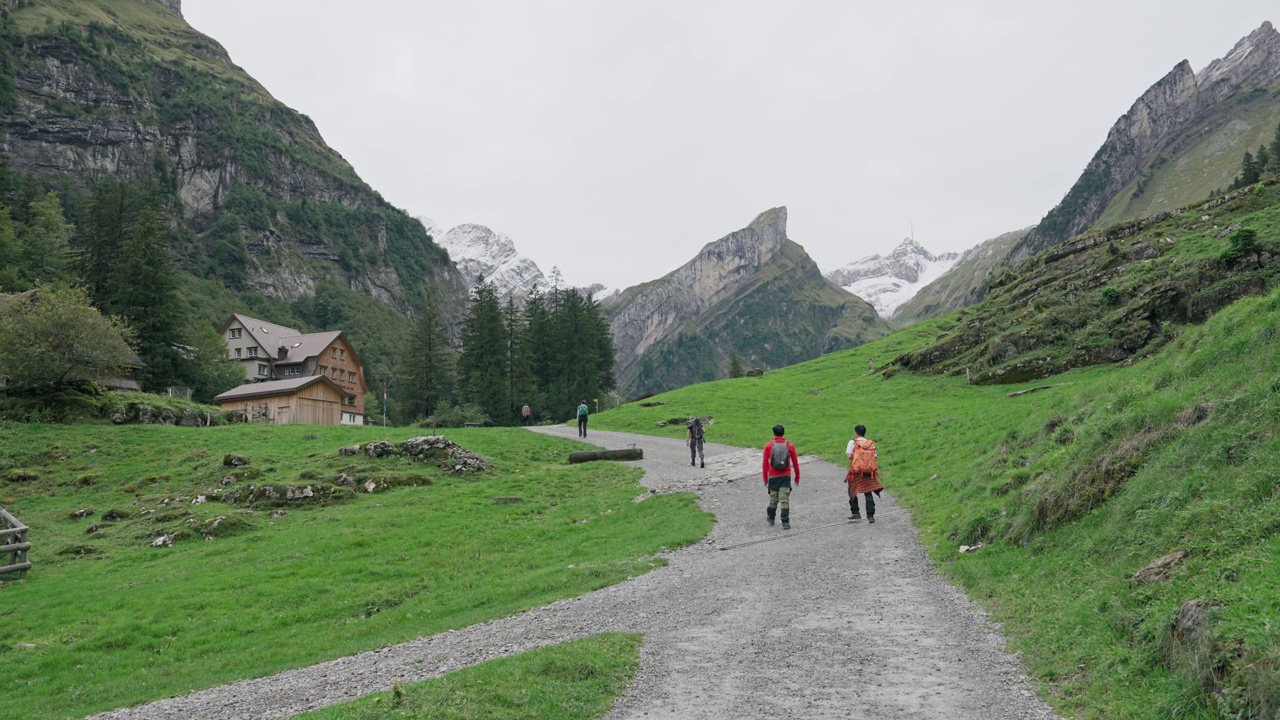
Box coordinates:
[729,354,744,378]
[16,191,74,287]
[1267,121,1280,176]
[457,278,508,424]
[393,297,456,423]
[0,207,20,291]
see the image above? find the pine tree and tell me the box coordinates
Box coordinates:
[0,207,20,292]
[16,191,74,287]
[393,297,456,423]
[99,190,185,389]
[503,297,534,423]
[729,354,744,378]
[457,278,508,424]
[1267,121,1280,176]
[81,178,150,306]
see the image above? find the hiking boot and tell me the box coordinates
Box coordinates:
[849,512,861,521]
[868,516,875,524]
[766,507,776,526]
[700,461,705,468]
[782,521,790,530]
[691,460,695,466]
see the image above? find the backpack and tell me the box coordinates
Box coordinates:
[689,420,704,439]
[850,438,878,476]
[769,440,790,471]
[577,404,588,417]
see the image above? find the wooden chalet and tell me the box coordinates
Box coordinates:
[213,375,355,426]
[218,313,368,424]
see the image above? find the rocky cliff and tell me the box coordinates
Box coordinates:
[607,207,891,395]
[0,0,465,316]
[1012,21,1280,266]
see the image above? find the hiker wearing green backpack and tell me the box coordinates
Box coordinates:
[845,424,883,523]
[576,400,589,437]
[762,424,800,529]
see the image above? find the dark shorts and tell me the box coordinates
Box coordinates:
[767,476,792,492]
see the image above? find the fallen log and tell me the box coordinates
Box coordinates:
[568,448,643,464]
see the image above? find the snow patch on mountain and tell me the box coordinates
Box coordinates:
[824,238,961,318]
[420,218,547,302]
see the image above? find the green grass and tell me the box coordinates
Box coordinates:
[591,286,1280,719]
[0,424,712,720]
[295,633,642,720]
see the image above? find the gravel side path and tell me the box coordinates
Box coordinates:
[89,428,1061,720]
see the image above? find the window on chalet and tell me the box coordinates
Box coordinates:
[230,328,242,339]
[347,371,355,383]
[318,365,326,376]
[340,349,346,360]
[247,347,258,358]
[331,348,338,359]
[257,364,268,376]
[234,348,242,359]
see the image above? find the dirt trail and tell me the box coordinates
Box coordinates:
[90,428,1059,720]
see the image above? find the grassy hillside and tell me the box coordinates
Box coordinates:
[0,424,712,719]
[592,287,1280,718]
[895,179,1280,385]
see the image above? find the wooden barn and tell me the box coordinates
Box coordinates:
[213,375,355,426]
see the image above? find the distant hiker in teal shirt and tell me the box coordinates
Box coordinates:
[577,401,589,437]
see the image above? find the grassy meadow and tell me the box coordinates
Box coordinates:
[296,633,642,720]
[0,424,712,719]
[592,287,1280,719]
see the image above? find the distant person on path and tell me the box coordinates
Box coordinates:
[521,404,532,426]
[686,417,706,468]
[577,400,589,437]
[845,424,884,523]
[762,424,800,529]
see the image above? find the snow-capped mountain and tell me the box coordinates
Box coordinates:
[421,218,547,302]
[421,217,616,304]
[824,238,961,319]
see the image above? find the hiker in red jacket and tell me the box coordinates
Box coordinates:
[845,424,884,523]
[762,424,800,529]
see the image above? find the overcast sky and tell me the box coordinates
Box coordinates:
[183,1,1275,291]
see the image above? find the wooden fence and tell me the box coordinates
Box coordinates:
[0,507,31,578]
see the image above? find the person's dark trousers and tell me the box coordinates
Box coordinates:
[850,492,875,519]
[690,437,704,467]
[578,416,587,437]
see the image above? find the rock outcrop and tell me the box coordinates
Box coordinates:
[607,207,890,395]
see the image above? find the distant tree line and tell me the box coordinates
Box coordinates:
[1229,120,1280,190]
[0,162,239,402]
[392,278,616,426]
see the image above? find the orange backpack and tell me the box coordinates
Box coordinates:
[849,438,878,476]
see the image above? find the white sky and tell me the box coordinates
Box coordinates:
[182,1,1276,290]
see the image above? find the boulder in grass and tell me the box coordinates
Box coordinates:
[151,534,175,548]
[1134,550,1187,583]
[364,440,398,458]
[223,454,250,467]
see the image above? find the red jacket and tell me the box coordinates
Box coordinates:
[762,438,800,485]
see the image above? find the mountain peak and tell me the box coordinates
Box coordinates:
[435,223,547,302]
[825,238,961,318]
[1196,20,1280,89]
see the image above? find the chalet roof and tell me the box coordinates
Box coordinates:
[276,331,343,365]
[222,313,302,353]
[213,375,353,403]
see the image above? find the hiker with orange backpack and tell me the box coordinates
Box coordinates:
[845,424,883,522]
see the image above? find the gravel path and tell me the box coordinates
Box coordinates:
[89,428,1061,720]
